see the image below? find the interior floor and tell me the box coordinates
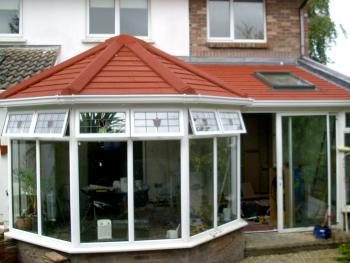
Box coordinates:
[241,113,276,232]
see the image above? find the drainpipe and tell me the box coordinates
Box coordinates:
[299,0,309,57]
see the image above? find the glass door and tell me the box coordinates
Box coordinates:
[281,115,330,229]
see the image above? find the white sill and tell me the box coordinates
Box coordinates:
[82,37,155,44]
[206,39,267,44]
[0,37,27,43]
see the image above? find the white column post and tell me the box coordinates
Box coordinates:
[276,113,284,231]
[127,138,135,242]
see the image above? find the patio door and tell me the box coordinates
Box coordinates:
[277,114,332,230]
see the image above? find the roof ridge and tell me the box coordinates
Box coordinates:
[0,43,107,99]
[144,44,247,97]
[62,41,124,95]
[127,42,193,94]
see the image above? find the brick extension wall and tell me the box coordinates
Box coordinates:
[190,0,309,60]
[16,229,244,263]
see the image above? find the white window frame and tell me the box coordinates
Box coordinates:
[130,108,184,138]
[217,110,246,134]
[3,111,35,137]
[0,0,23,38]
[207,0,267,43]
[189,109,221,136]
[86,0,151,39]
[76,109,130,139]
[33,110,69,138]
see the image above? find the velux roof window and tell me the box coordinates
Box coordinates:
[256,72,315,90]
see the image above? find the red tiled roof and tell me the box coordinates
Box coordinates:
[0,35,244,99]
[197,65,350,100]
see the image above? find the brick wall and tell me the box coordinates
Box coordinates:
[16,229,245,263]
[190,0,308,60]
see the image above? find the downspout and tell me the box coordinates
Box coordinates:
[299,0,309,57]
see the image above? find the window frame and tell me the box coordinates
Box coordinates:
[130,108,184,138]
[217,110,246,134]
[86,0,151,39]
[0,0,23,37]
[189,109,221,136]
[206,0,267,43]
[3,111,35,137]
[76,108,130,139]
[33,110,69,138]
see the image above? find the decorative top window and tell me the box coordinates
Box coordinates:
[34,112,68,135]
[88,0,149,37]
[190,110,220,135]
[218,111,245,133]
[255,72,315,90]
[0,0,20,35]
[80,112,127,135]
[5,113,33,135]
[208,0,265,42]
[132,110,182,136]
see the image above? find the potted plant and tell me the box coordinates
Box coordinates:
[15,168,36,231]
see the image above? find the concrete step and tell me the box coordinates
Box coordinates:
[244,229,350,257]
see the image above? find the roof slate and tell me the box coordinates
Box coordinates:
[0,47,59,91]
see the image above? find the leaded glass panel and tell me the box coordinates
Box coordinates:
[35,113,67,134]
[6,114,33,134]
[134,111,180,134]
[80,112,126,134]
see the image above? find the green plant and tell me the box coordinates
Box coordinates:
[337,243,350,262]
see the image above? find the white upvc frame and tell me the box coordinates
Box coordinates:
[206,0,267,43]
[76,108,130,139]
[3,111,35,137]
[85,0,151,39]
[0,0,23,38]
[130,108,184,138]
[189,108,221,136]
[33,109,69,138]
[217,110,246,134]
[276,112,334,232]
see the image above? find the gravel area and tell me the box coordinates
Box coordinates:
[241,248,341,263]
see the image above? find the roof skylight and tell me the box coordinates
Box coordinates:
[256,71,315,90]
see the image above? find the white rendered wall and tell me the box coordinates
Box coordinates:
[0,109,8,223]
[20,0,189,63]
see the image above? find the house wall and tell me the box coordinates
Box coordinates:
[190,0,306,60]
[0,109,8,225]
[18,0,190,62]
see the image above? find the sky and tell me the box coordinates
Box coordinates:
[327,0,350,77]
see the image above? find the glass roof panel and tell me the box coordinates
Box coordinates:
[256,72,315,90]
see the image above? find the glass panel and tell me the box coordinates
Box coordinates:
[79,141,128,242]
[0,0,20,34]
[89,0,115,34]
[40,142,70,241]
[219,112,243,132]
[134,111,180,134]
[208,0,230,38]
[234,0,264,40]
[345,134,350,206]
[35,112,67,135]
[120,0,148,36]
[80,112,126,134]
[282,116,328,228]
[256,72,315,90]
[346,113,350,127]
[6,114,32,134]
[12,140,37,233]
[133,141,181,240]
[190,139,213,235]
[330,116,336,224]
[218,137,237,225]
[191,111,219,133]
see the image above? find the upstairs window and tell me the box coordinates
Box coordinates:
[255,72,315,90]
[0,0,20,34]
[208,0,265,41]
[88,0,149,37]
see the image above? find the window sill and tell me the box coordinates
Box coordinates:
[206,42,268,49]
[0,37,27,44]
[82,37,155,44]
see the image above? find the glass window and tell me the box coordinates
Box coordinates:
[120,0,148,36]
[190,139,213,235]
[80,112,126,134]
[35,112,67,135]
[208,0,230,38]
[89,0,115,34]
[12,140,37,233]
[6,113,33,134]
[133,111,180,134]
[217,137,237,225]
[345,134,350,206]
[346,113,350,127]
[40,142,70,241]
[133,140,181,240]
[219,111,243,132]
[234,0,264,40]
[0,0,20,34]
[256,72,315,90]
[190,111,219,134]
[79,141,128,242]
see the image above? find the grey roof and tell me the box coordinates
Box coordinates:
[0,46,59,90]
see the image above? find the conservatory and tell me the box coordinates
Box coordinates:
[0,35,249,253]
